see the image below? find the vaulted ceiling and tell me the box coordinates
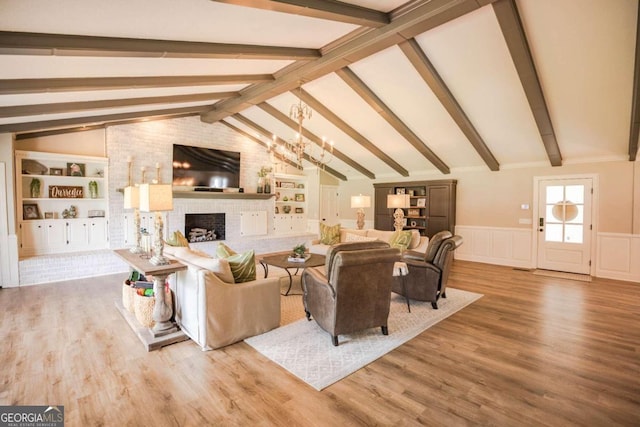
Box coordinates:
[0,0,638,181]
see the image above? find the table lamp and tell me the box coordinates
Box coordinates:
[387,194,411,231]
[350,194,371,230]
[139,183,173,266]
[123,185,143,253]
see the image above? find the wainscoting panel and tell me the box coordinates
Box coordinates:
[596,233,640,283]
[455,226,533,269]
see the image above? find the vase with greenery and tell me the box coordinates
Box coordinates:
[30,178,41,198]
[88,180,98,198]
[257,166,272,193]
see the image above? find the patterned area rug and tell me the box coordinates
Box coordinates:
[533,269,592,282]
[245,287,482,391]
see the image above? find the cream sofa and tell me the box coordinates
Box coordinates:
[309,227,429,256]
[165,246,280,351]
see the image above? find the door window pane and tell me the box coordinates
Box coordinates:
[545,223,563,242]
[565,225,584,243]
[546,186,564,204]
[565,185,585,204]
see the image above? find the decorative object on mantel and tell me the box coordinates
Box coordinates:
[61,205,77,219]
[267,84,334,169]
[139,183,173,266]
[350,194,371,230]
[257,166,272,193]
[29,178,41,198]
[387,194,411,232]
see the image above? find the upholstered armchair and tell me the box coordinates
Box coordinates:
[393,232,463,309]
[301,241,401,346]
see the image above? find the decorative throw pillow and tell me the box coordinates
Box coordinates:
[166,230,190,247]
[344,232,378,243]
[216,243,256,283]
[216,242,237,258]
[189,255,235,284]
[319,223,341,245]
[389,230,413,251]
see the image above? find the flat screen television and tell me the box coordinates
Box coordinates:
[172,144,241,189]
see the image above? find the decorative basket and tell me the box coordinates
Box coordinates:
[122,281,136,313]
[133,287,173,328]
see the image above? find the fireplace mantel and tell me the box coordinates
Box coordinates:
[172,191,274,199]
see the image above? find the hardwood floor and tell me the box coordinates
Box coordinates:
[1,261,638,426]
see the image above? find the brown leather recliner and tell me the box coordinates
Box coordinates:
[392,231,463,309]
[301,241,401,346]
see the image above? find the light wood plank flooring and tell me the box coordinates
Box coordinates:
[1,261,639,426]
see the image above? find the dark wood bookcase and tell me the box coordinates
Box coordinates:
[373,179,457,238]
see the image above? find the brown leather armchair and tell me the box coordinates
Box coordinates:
[301,241,401,346]
[392,232,463,309]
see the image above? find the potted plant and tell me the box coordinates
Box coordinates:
[292,243,307,259]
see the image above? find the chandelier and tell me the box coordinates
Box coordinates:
[268,86,334,169]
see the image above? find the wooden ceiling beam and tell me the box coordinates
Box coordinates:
[258,101,375,179]
[336,67,450,174]
[628,1,640,161]
[0,91,237,118]
[294,88,409,177]
[230,113,347,180]
[399,38,500,171]
[211,0,389,27]
[0,74,274,95]
[0,106,205,134]
[0,31,319,60]
[493,0,562,166]
[201,0,491,123]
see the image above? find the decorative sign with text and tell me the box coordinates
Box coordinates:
[49,185,84,199]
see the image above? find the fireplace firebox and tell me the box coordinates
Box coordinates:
[185,213,225,243]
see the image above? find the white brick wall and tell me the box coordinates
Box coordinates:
[18,116,312,285]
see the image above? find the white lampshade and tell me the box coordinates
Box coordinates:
[123,185,139,210]
[139,183,173,212]
[387,194,411,209]
[350,195,371,209]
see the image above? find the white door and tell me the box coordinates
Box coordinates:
[537,178,593,274]
[320,185,339,225]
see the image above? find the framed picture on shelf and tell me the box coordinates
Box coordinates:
[50,168,63,176]
[23,203,41,220]
[295,207,304,213]
[408,208,420,216]
[44,212,54,219]
[416,198,426,207]
[280,181,295,189]
[396,188,406,195]
[66,162,85,177]
[295,193,305,202]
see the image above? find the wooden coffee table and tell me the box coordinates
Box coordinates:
[259,253,325,296]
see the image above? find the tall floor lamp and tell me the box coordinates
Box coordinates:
[350,195,371,230]
[139,183,173,266]
[387,194,411,231]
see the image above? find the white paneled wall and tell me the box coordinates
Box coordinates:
[596,233,640,282]
[455,226,533,269]
[455,225,640,283]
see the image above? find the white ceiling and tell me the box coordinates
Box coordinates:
[0,0,638,180]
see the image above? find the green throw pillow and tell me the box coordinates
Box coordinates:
[389,230,413,251]
[166,230,190,247]
[319,223,341,245]
[216,243,256,283]
[216,242,237,258]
